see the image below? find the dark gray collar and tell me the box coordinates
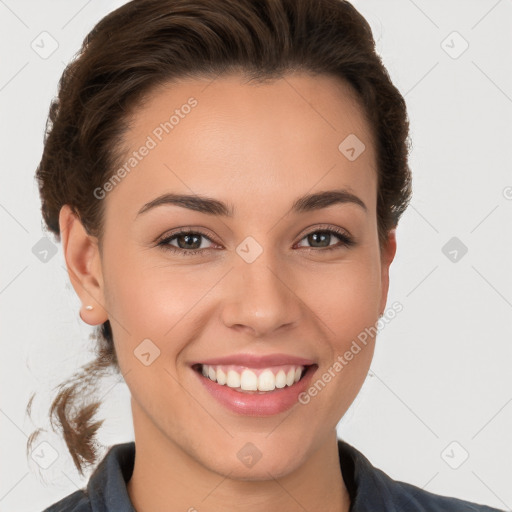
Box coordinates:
[84,439,501,512]
[85,439,386,512]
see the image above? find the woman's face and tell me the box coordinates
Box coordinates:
[73,72,396,478]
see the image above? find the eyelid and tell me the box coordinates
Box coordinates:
[155,226,217,245]
[156,224,352,243]
[296,223,352,240]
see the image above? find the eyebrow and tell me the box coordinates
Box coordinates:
[136,188,367,218]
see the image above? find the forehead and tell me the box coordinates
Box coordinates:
[106,72,377,220]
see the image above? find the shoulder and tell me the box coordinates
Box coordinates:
[39,442,136,512]
[382,471,504,511]
[337,439,505,512]
[40,489,91,512]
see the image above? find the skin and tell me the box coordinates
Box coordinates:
[60,72,396,512]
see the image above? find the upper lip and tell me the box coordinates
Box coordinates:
[191,353,316,368]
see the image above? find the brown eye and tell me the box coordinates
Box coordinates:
[158,230,216,256]
[296,227,355,251]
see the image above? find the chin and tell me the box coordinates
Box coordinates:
[214,457,299,481]
[197,439,305,481]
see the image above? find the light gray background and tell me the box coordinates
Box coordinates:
[1,1,511,511]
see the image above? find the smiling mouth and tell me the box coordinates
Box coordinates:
[191,363,316,393]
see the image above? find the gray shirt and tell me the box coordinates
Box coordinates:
[41,439,505,511]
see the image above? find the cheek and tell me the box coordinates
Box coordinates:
[305,296,377,415]
[102,254,204,413]
[104,264,194,337]
[304,255,382,338]
[101,247,223,366]
[303,254,381,393]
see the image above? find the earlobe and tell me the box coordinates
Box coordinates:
[379,228,397,316]
[59,205,108,326]
[383,228,397,267]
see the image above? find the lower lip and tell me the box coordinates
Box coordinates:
[193,365,318,416]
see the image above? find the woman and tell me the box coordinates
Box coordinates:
[30,0,504,510]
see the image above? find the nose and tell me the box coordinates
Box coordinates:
[220,252,302,338]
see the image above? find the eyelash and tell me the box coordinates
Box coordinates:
[156,226,355,257]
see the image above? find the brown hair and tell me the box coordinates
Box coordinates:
[29,0,412,476]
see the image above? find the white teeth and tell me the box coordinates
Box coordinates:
[199,364,306,392]
[240,369,258,391]
[258,369,276,391]
[275,370,287,388]
[226,369,241,388]
[216,367,227,385]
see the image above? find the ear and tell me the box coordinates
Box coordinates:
[59,205,108,326]
[378,228,397,316]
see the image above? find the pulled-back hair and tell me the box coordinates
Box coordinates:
[29,0,412,476]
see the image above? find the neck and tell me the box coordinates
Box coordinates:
[126,406,351,512]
